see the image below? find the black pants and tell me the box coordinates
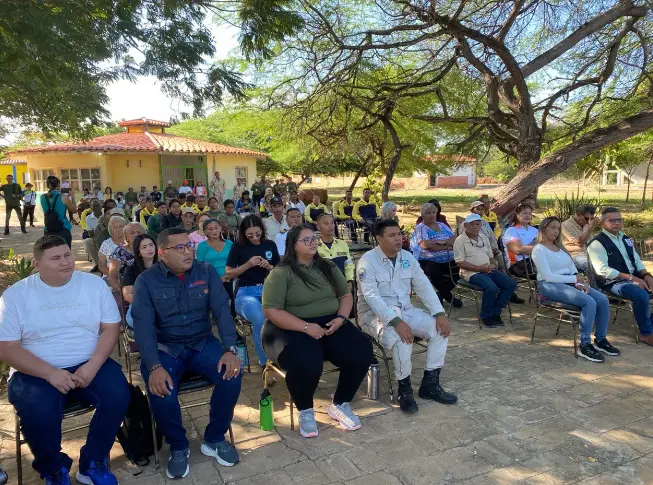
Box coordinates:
[344,219,358,243]
[5,205,25,231]
[22,205,35,226]
[261,315,373,411]
[508,259,537,280]
[44,228,72,248]
[419,259,459,303]
[360,218,375,243]
[223,280,236,318]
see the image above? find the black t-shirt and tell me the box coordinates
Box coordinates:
[122,262,143,287]
[227,239,280,287]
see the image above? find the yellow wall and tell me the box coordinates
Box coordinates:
[105,153,161,190]
[0,164,28,185]
[19,151,259,196]
[126,126,164,134]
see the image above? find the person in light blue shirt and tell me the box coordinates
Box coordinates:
[40,176,75,247]
[196,218,235,317]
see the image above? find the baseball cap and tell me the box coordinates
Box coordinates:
[181,207,196,215]
[167,180,173,184]
[271,196,283,206]
[470,200,485,210]
[465,213,482,224]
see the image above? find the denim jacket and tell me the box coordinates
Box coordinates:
[132,260,237,370]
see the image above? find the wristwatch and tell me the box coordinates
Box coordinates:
[336,314,347,322]
[227,345,238,355]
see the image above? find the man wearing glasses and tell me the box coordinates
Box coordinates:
[588,207,653,346]
[561,204,599,271]
[131,227,242,478]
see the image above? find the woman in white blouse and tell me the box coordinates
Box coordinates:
[532,217,619,363]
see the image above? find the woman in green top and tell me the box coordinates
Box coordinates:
[207,196,223,218]
[261,224,372,439]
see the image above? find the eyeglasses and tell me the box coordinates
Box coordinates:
[299,236,320,246]
[246,231,263,239]
[607,218,623,224]
[162,242,195,253]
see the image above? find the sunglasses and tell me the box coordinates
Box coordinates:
[246,231,263,239]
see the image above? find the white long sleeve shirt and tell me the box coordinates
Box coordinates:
[356,247,445,327]
[532,244,577,284]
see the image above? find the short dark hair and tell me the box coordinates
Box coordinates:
[374,218,400,238]
[363,188,371,193]
[185,194,195,202]
[224,199,235,208]
[286,207,301,216]
[601,206,620,218]
[156,201,167,208]
[168,198,180,208]
[145,197,154,203]
[46,176,60,190]
[575,204,596,216]
[157,227,188,248]
[316,212,334,223]
[34,235,68,258]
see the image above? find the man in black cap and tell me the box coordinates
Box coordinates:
[263,196,289,239]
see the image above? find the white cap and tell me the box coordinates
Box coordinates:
[465,213,482,224]
[167,180,173,184]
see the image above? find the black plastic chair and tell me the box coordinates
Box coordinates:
[149,372,235,469]
[15,401,95,485]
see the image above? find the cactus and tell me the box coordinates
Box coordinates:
[7,248,35,280]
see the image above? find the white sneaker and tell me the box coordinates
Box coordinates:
[327,402,361,431]
[298,408,318,438]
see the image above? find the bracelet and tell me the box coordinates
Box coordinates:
[304,322,309,333]
[149,364,162,373]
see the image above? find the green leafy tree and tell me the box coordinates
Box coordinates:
[0,0,249,138]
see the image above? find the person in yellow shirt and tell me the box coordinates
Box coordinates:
[316,213,355,286]
[338,190,358,243]
[139,197,156,226]
[479,194,501,239]
[195,195,210,214]
[304,194,328,225]
[181,194,200,214]
[353,188,380,243]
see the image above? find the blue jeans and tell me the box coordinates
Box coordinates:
[140,335,242,452]
[235,284,267,365]
[469,271,516,319]
[539,282,610,345]
[8,358,129,478]
[611,282,653,336]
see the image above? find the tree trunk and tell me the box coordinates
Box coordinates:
[492,110,653,216]
[380,118,406,202]
[296,175,309,188]
[626,177,631,202]
[348,157,370,191]
[643,156,652,208]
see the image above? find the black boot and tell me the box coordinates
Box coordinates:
[510,293,525,304]
[418,369,458,405]
[397,376,418,414]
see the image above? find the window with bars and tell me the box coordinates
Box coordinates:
[31,169,56,192]
[60,168,101,192]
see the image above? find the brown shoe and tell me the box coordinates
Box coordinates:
[639,334,653,346]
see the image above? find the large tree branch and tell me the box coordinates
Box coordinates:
[519,0,647,79]
[493,110,653,215]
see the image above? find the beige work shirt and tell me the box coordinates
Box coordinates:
[453,231,494,280]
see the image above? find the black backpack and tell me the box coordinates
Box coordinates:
[44,193,64,232]
[116,384,162,467]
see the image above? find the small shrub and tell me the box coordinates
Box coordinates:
[623,214,645,228]
[543,193,602,221]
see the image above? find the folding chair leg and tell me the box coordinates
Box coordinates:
[228,426,234,445]
[612,306,620,326]
[572,316,578,358]
[376,343,394,402]
[555,312,563,336]
[244,333,251,374]
[474,293,481,329]
[507,301,513,325]
[15,414,22,485]
[289,397,295,431]
[531,312,539,344]
[147,396,160,469]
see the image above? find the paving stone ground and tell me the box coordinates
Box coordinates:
[2,220,653,484]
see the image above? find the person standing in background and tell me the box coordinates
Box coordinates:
[233,178,247,201]
[1,175,26,235]
[21,182,37,228]
[210,171,226,208]
[163,181,178,203]
[40,176,76,247]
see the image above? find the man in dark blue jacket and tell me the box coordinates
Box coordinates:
[132,227,242,478]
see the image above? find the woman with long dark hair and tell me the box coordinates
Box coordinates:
[261,224,372,438]
[502,202,538,279]
[122,233,158,328]
[196,218,236,317]
[225,215,280,369]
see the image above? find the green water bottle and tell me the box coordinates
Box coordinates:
[259,389,275,431]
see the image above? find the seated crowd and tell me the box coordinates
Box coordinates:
[3,178,652,485]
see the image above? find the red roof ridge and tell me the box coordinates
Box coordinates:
[118,118,171,128]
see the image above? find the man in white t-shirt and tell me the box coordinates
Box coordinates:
[263,196,289,239]
[0,235,128,485]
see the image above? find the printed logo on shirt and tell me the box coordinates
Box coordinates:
[337,252,347,256]
[359,269,366,281]
[625,238,633,247]
[188,280,206,288]
[402,260,410,268]
[265,250,273,259]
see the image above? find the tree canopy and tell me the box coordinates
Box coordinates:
[223,0,653,212]
[0,0,249,138]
